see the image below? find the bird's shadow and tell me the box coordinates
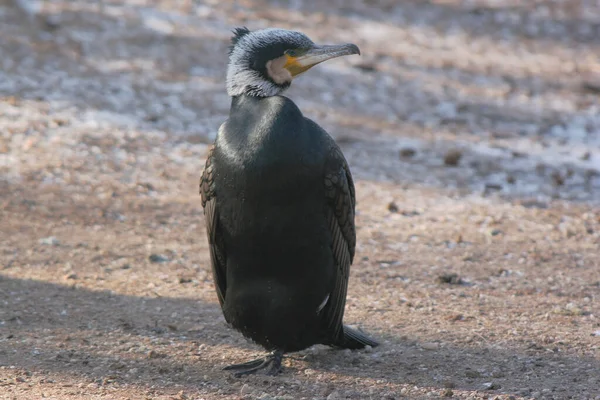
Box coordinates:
[1,275,598,398]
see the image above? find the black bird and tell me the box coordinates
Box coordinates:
[199,27,378,376]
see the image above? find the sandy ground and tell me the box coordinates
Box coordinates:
[1,0,599,399]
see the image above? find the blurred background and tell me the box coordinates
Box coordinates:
[2,0,600,201]
[1,1,599,399]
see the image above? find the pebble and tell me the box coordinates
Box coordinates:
[399,148,417,158]
[482,381,500,390]
[442,380,456,389]
[148,254,169,263]
[327,391,341,400]
[39,236,60,246]
[240,384,252,395]
[444,149,462,166]
[437,273,464,285]
[465,370,481,378]
[420,342,439,351]
[147,350,165,359]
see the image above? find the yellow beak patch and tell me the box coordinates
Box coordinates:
[283,55,313,77]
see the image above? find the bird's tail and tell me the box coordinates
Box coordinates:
[328,325,379,349]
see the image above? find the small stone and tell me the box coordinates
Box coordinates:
[517,388,531,396]
[442,389,453,397]
[482,381,500,390]
[531,391,541,399]
[354,62,377,73]
[420,342,439,351]
[387,202,399,213]
[400,388,408,395]
[582,74,600,94]
[436,101,457,119]
[442,380,456,389]
[63,273,78,280]
[240,384,252,395]
[327,390,341,400]
[43,15,61,30]
[444,149,462,166]
[399,148,417,158]
[149,254,169,263]
[39,236,60,246]
[437,273,464,285]
[565,303,584,316]
[465,370,481,378]
[147,350,165,359]
[484,183,503,193]
[551,171,565,186]
[520,199,548,209]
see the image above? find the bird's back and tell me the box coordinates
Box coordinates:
[212,95,337,350]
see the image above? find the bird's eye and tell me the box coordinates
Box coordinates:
[285,49,299,57]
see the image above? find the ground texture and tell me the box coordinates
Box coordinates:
[1,0,599,399]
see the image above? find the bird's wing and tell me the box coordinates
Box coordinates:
[322,145,356,340]
[199,146,227,308]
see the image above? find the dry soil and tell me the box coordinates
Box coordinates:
[1,0,599,399]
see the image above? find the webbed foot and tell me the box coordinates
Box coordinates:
[224,351,284,377]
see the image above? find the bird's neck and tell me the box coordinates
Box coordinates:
[226,69,290,97]
[230,94,262,109]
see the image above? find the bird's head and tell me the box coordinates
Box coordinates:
[226,27,360,98]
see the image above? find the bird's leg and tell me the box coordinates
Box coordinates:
[266,351,283,375]
[223,350,284,377]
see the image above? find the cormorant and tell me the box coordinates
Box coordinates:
[199,27,378,376]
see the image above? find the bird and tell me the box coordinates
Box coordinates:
[199,27,378,376]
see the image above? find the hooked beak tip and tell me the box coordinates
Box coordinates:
[348,43,361,56]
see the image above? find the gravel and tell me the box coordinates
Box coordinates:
[1,0,599,399]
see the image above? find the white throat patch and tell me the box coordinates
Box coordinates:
[266,55,292,85]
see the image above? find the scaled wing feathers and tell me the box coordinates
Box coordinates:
[199,146,227,308]
[322,146,356,341]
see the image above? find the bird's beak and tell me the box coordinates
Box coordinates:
[284,43,361,77]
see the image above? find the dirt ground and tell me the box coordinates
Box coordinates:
[1,0,599,399]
